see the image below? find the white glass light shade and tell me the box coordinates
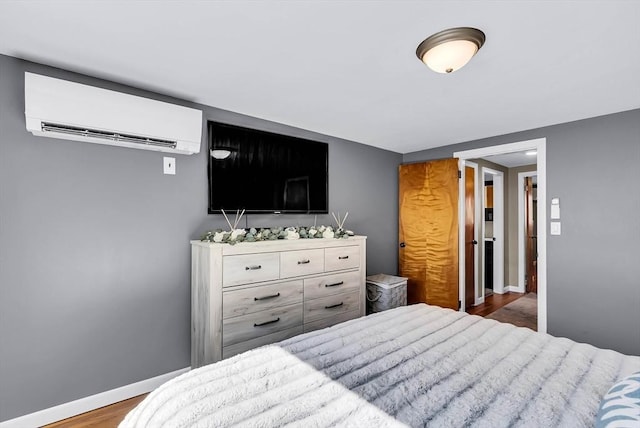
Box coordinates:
[421,39,479,74]
[416,27,485,74]
[210,149,231,159]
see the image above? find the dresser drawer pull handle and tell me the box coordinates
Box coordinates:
[325,302,344,309]
[254,318,280,327]
[254,293,281,301]
[245,265,262,270]
[297,259,311,265]
[338,256,349,260]
[325,281,344,288]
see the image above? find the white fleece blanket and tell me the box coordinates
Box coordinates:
[121,304,640,427]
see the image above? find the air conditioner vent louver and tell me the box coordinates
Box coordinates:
[41,122,178,148]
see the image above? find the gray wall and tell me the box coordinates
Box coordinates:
[0,54,401,421]
[405,109,640,356]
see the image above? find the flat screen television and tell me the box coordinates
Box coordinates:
[208,121,329,214]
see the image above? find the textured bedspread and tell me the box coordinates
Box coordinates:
[121,304,640,427]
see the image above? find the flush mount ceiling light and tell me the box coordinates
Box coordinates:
[416,27,485,74]
[210,148,231,159]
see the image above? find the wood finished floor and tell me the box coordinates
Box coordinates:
[485,293,538,331]
[45,293,529,426]
[466,291,526,317]
[44,394,146,428]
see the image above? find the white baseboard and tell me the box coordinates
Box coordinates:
[0,367,190,428]
[504,284,525,293]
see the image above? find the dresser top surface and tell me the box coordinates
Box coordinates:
[191,235,366,255]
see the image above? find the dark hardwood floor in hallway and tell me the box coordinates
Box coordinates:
[467,291,538,331]
[466,291,525,317]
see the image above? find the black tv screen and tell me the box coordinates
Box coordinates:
[208,121,329,214]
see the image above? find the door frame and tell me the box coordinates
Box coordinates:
[464,161,481,307]
[454,137,547,333]
[481,167,505,298]
[518,171,538,293]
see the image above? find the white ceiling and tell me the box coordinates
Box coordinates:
[1,1,638,154]
[482,151,537,168]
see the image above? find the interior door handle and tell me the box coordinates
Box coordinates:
[472,240,478,245]
[399,242,406,248]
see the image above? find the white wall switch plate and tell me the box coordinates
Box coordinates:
[550,204,560,219]
[163,157,176,175]
[550,221,561,235]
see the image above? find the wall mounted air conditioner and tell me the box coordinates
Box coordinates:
[24,72,202,155]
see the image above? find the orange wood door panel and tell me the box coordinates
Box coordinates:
[485,185,494,208]
[464,166,475,308]
[399,158,459,309]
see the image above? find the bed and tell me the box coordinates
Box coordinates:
[120,304,640,427]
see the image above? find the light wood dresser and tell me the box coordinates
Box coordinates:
[191,235,366,368]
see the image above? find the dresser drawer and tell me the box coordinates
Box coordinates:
[280,249,324,278]
[304,271,361,300]
[304,290,360,324]
[223,253,280,287]
[223,303,303,346]
[303,309,360,333]
[223,280,303,319]
[222,326,303,359]
[325,245,360,272]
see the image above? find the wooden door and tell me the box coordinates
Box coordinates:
[485,185,494,208]
[525,177,537,293]
[399,158,459,309]
[464,166,476,309]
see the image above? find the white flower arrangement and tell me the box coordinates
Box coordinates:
[200,225,353,245]
[284,227,300,240]
[322,228,335,239]
[200,210,354,245]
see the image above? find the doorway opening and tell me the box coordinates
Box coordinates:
[519,172,538,294]
[454,138,547,333]
[481,167,504,302]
